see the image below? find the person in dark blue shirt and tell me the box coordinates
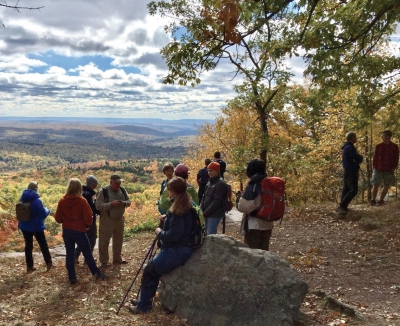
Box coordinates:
[337,132,363,215]
[196,158,211,204]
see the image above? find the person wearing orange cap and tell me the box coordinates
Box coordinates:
[200,161,228,235]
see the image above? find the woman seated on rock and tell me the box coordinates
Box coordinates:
[130,176,194,314]
[55,178,107,285]
[238,159,273,251]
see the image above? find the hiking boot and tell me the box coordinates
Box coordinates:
[27,267,36,273]
[46,262,53,272]
[336,206,348,215]
[70,278,78,285]
[113,260,128,265]
[130,299,138,306]
[370,199,376,206]
[96,272,107,281]
[377,200,385,206]
[129,306,149,315]
[101,263,110,269]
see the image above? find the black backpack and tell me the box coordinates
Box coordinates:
[189,207,205,248]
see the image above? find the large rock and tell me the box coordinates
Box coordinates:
[160,235,308,326]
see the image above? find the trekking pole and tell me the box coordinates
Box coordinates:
[116,236,158,315]
[134,243,159,300]
[222,213,226,234]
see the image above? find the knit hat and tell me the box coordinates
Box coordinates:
[86,175,98,188]
[207,162,220,172]
[110,174,123,182]
[175,164,189,174]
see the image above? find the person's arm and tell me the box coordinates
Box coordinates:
[82,199,93,227]
[31,198,50,220]
[120,188,131,208]
[238,196,260,214]
[187,186,199,205]
[157,214,185,243]
[159,188,172,211]
[54,199,64,224]
[393,144,399,170]
[372,145,379,169]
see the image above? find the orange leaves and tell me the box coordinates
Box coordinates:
[201,0,242,44]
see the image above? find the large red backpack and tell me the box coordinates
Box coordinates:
[256,177,285,222]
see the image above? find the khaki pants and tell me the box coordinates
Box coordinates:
[98,216,125,264]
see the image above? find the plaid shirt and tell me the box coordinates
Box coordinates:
[373,141,399,172]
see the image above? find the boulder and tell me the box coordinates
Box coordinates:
[159,235,308,326]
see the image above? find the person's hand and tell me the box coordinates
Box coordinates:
[158,215,166,222]
[111,200,124,207]
[155,227,162,235]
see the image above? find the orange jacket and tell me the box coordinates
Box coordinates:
[55,195,93,232]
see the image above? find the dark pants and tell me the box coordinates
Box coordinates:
[75,222,97,259]
[62,228,100,281]
[244,229,272,251]
[198,184,207,205]
[137,246,193,312]
[22,230,52,268]
[340,171,359,209]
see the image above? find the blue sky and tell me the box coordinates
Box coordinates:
[0,1,399,120]
[0,0,237,119]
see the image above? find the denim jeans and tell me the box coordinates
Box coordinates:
[205,217,222,235]
[62,228,100,281]
[75,222,97,259]
[137,246,193,312]
[340,171,359,209]
[22,230,52,268]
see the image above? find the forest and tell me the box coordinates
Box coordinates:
[0,119,190,251]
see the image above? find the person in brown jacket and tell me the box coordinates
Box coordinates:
[55,178,106,285]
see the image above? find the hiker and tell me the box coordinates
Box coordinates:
[200,161,228,235]
[74,175,100,265]
[238,159,273,250]
[370,130,399,206]
[158,164,199,213]
[196,158,211,204]
[157,162,174,214]
[18,181,53,273]
[336,132,363,215]
[213,151,227,179]
[129,177,194,314]
[96,174,131,267]
[55,178,106,285]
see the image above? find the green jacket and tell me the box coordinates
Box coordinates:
[158,184,202,225]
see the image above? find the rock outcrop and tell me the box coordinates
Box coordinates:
[160,235,308,326]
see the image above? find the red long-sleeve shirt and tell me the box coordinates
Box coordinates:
[373,141,399,172]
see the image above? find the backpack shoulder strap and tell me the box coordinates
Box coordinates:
[120,186,129,201]
[102,187,109,203]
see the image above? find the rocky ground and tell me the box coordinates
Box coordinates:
[0,202,399,325]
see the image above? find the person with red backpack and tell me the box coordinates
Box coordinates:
[237,159,273,251]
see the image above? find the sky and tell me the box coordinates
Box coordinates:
[0,0,242,120]
[0,1,399,120]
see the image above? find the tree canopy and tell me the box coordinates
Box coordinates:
[149,0,400,160]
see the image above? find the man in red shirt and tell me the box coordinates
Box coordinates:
[370,130,399,205]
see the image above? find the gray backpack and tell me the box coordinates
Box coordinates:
[16,201,32,222]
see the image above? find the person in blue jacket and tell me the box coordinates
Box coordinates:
[336,132,363,215]
[18,181,53,273]
[130,176,194,314]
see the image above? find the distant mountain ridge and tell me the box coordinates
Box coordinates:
[107,124,198,137]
